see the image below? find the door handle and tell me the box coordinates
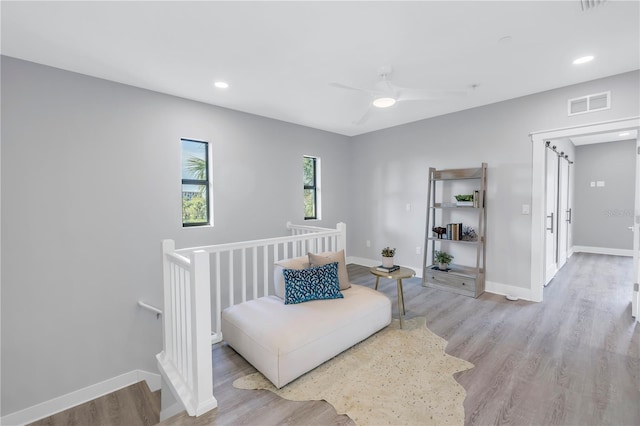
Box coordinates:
[566,208,572,224]
[629,226,634,231]
[547,212,554,233]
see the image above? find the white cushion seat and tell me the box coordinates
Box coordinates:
[221,283,391,388]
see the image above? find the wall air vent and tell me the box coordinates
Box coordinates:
[568,91,610,116]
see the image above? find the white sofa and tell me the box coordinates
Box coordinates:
[221,252,391,388]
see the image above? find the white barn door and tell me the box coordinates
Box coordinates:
[545,148,559,285]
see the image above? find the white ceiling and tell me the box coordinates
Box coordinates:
[1,1,639,136]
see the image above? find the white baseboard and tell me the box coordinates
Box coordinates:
[485,280,538,302]
[347,257,538,302]
[347,256,377,268]
[572,245,633,257]
[0,369,161,426]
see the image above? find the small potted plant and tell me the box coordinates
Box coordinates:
[381,246,396,268]
[455,194,474,207]
[434,250,453,270]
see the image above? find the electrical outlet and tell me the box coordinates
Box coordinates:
[366,240,371,247]
[416,246,421,255]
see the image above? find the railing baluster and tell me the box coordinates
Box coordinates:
[263,245,269,296]
[215,252,221,338]
[228,250,234,307]
[252,246,258,299]
[185,281,193,390]
[241,249,247,303]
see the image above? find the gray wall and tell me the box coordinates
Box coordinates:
[573,140,636,250]
[0,57,350,415]
[347,71,639,290]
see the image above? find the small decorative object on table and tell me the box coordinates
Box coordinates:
[376,264,400,273]
[434,250,453,271]
[455,194,474,207]
[432,226,447,239]
[381,246,396,268]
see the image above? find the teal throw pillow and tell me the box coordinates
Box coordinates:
[283,262,343,305]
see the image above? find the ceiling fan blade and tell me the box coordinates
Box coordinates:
[353,107,373,125]
[396,88,467,102]
[329,82,381,96]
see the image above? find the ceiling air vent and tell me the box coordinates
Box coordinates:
[568,91,610,116]
[580,0,607,12]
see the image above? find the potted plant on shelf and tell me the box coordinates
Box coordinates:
[381,246,396,268]
[455,194,474,207]
[434,250,453,270]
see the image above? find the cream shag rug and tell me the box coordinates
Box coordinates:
[233,317,474,425]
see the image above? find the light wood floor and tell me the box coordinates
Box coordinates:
[30,381,160,426]
[163,253,640,426]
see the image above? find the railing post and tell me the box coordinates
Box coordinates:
[337,222,347,255]
[189,250,218,415]
[161,240,175,361]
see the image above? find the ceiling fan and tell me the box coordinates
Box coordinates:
[330,66,467,124]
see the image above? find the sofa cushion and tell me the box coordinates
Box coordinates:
[308,250,351,290]
[283,262,343,305]
[273,255,310,299]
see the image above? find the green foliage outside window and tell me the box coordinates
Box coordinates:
[182,196,207,223]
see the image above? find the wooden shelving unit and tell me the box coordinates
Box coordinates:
[422,163,487,298]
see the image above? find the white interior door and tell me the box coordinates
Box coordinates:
[633,138,639,321]
[545,149,559,285]
[557,159,570,269]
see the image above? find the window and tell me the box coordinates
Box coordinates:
[303,155,320,220]
[181,139,211,227]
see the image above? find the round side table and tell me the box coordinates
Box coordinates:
[369,266,416,328]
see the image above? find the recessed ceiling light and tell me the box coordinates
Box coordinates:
[214,81,229,89]
[619,132,630,137]
[372,97,396,108]
[572,55,594,65]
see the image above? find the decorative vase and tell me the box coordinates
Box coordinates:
[439,262,448,270]
[382,256,394,268]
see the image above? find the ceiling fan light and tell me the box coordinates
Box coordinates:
[572,55,594,65]
[373,97,396,108]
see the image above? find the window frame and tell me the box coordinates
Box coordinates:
[303,155,320,220]
[181,138,212,228]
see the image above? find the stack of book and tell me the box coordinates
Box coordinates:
[445,223,463,240]
[376,264,400,273]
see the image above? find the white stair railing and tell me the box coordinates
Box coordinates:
[158,222,346,417]
[157,243,217,417]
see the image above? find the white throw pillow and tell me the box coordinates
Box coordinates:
[273,255,310,299]
[308,250,351,290]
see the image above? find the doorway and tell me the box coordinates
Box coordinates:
[530,117,640,323]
